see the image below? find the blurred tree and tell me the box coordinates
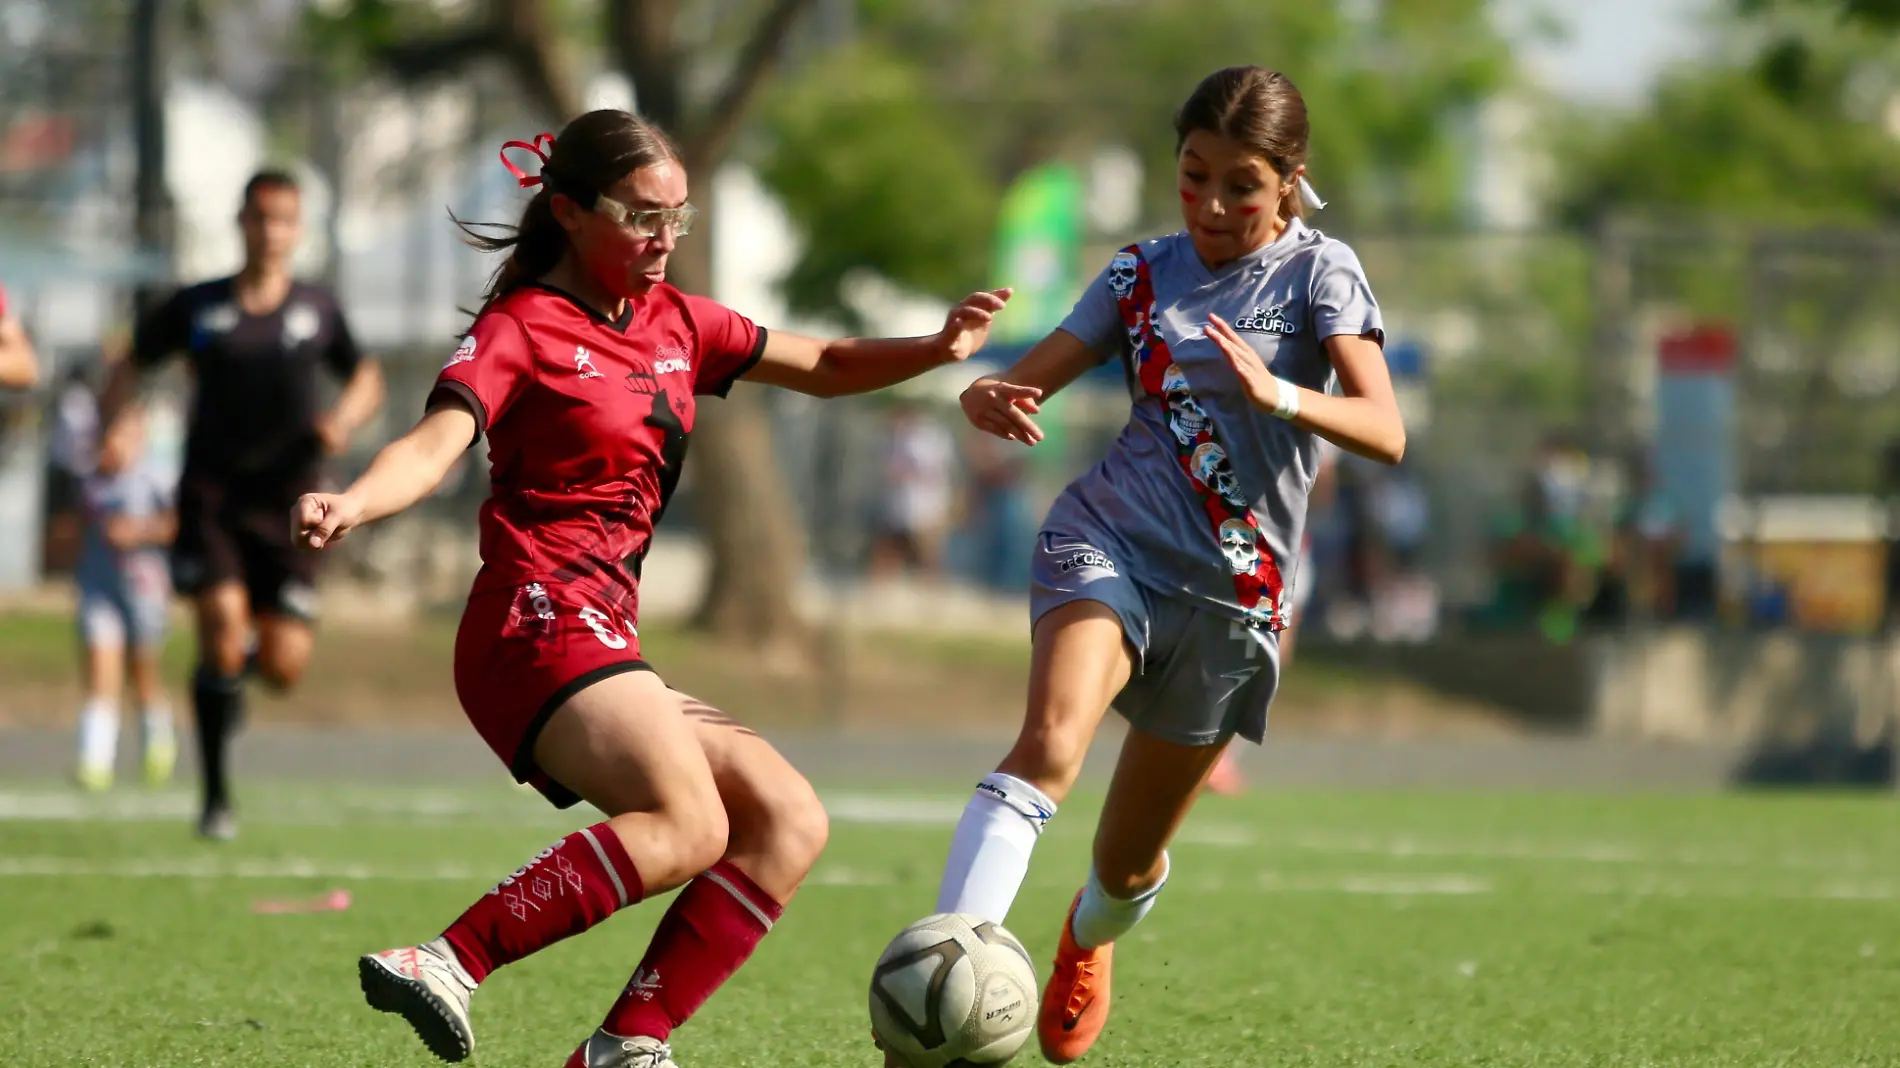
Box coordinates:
[756,0,1516,324]
[308,0,823,660]
[1558,0,1900,224]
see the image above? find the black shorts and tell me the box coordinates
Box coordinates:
[171,471,322,622]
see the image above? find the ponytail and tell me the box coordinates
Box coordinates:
[454,190,567,317]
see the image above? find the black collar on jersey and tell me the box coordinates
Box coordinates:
[527,282,636,333]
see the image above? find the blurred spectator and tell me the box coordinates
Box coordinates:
[962,427,1033,591]
[1316,451,1438,642]
[1366,462,1437,642]
[1587,450,1679,625]
[43,362,102,574]
[72,402,177,791]
[868,400,957,580]
[1477,435,1605,642]
[1882,439,1900,631]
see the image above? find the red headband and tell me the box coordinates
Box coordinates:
[499,133,557,189]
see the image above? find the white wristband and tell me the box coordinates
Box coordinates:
[1271,378,1301,420]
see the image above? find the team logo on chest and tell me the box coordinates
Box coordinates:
[283,304,321,347]
[1232,303,1296,336]
[198,304,240,336]
[573,345,604,380]
[625,359,657,394]
[653,343,692,376]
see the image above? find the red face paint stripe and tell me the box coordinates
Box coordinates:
[1111,245,1287,631]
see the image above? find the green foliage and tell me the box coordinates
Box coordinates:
[755,0,1515,321]
[1558,0,1900,225]
[756,44,1000,330]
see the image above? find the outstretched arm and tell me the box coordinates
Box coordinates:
[293,400,476,550]
[742,289,1011,398]
[958,328,1103,446]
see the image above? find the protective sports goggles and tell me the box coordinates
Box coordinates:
[593,195,698,239]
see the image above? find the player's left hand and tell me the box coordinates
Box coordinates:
[1206,313,1283,413]
[935,288,1012,363]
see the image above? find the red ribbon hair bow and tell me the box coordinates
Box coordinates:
[499,133,557,189]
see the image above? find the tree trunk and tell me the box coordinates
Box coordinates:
[667,181,814,663]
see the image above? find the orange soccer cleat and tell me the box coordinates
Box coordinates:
[1037,893,1114,1064]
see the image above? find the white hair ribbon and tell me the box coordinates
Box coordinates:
[1298,176,1327,213]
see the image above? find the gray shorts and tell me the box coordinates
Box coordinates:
[77,582,170,650]
[1028,531,1281,746]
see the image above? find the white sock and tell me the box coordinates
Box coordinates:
[77,698,120,773]
[1070,853,1169,950]
[141,705,174,752]
[935,772,1057,924]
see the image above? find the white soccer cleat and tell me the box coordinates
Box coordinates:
[359,937,479,1063]
[563,1031,679,1068]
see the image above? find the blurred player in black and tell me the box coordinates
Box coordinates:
[102,170,384,839]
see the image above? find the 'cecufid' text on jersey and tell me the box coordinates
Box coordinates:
[133,279,363,485]
[1045,220,1383,627]
[430,284,765,615]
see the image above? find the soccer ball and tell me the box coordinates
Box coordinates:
[869,913,1039,1068]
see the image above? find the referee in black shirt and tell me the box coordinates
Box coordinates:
[102,170,384,839]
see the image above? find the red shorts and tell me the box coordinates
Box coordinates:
[454,580,648,808]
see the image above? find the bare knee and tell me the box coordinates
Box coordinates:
[1000,716,1096,803]
[202,635,248,678]
[624,797,729,882]
[253,651,305,692]
[742,774,830,875]
[254,624,314,691]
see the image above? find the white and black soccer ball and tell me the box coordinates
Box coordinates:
[869,913,1038,1068]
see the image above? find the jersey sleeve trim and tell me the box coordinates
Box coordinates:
[703,326,769,399]
[1317,322,1385,345]
[1054,325,1116,365]
[426,381,487,448]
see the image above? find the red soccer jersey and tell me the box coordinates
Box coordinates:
[430,283,766,615]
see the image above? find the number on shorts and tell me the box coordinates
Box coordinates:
[1228,621,1261,660]
[579,606,628,650]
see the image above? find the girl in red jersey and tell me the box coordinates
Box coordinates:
[292,110,1010,1068]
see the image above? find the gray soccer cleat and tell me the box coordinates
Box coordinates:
[359,937,479,1062]
[564,1031,679,1068]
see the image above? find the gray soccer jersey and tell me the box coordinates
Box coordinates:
[1043,220,1382,628]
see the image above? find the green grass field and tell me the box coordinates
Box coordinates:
[2,781,1897,1066]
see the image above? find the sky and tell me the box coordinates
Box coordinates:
[1498,0,1717,106]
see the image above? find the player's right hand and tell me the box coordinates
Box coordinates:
[293,492,365,550]
[960,377,1044,445]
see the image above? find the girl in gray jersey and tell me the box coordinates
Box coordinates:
[918,67,1406,1065]
[73,404,177,790]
